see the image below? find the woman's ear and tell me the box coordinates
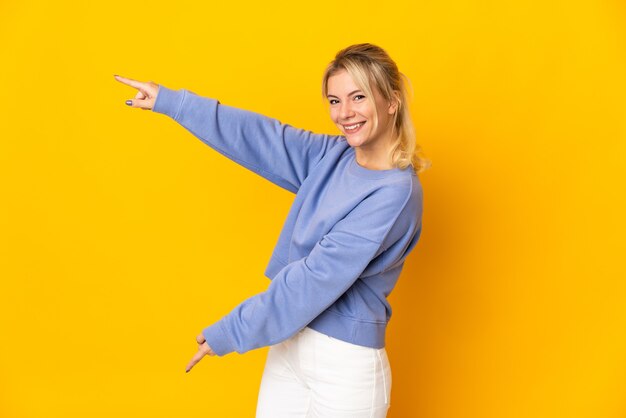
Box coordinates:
[388,91,400,115]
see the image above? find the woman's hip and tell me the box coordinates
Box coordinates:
[262,326,392,415]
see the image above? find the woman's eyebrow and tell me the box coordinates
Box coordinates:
[327,90,363,98]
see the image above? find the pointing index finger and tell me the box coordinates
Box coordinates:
[185,349,206,373]
[113,75,146,90]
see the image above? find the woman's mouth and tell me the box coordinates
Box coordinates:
[343,121,365,134]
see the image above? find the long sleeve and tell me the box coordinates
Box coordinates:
[152,85,342,193]
[201,184,413,356]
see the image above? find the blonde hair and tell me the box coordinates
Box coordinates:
[321,43,431,174]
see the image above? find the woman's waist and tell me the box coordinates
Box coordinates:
[305,308,388,349]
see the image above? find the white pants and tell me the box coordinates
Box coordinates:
[255,326,392,418]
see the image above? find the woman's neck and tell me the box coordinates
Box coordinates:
[354,141,395,170]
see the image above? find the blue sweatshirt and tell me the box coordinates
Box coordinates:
[152,85,423,356]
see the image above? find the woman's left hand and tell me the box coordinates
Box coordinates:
[185,333,216,373]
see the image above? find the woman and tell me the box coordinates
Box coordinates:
[114,43,429,417]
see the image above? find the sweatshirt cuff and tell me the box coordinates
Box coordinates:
[152,85,185,119]
[202,321,236,356]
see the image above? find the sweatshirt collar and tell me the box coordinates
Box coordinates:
[347,148,407,179]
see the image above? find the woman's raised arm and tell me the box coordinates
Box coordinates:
[114,75,342,193]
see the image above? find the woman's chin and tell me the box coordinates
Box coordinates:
[345,135,366,147]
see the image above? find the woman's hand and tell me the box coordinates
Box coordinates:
[113,75,160,110]
[185,333,217,373]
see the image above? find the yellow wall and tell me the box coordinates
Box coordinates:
[1,0,625,417]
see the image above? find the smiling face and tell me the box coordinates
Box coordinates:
[326,68,398,159]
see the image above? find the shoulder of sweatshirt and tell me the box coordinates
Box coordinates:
[374,171,423,250]
[376,167,423,207]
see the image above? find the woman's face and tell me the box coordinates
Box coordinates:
[326,69,397,151]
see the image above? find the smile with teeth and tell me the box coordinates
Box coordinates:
[343,121,365,133]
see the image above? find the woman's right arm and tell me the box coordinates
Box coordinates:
[115,75,343,193]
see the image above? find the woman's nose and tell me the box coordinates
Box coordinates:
[339,102,355,120]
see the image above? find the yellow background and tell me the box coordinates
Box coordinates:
[1,0,625,417]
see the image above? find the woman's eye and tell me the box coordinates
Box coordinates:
[329,99,338,105]
[354,95,365,101]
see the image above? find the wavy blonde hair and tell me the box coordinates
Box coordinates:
[321,43,431,174]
